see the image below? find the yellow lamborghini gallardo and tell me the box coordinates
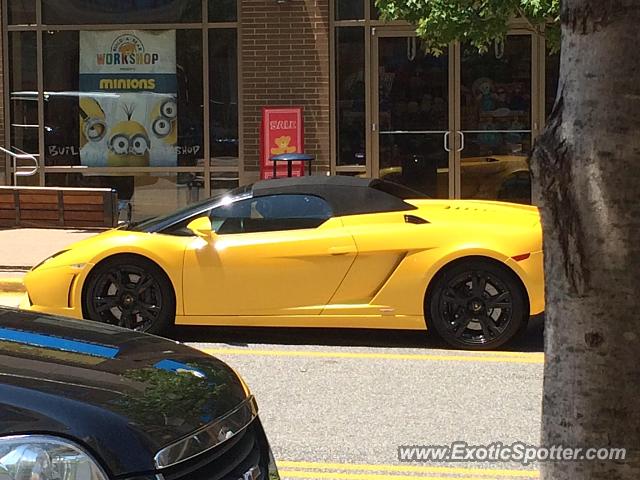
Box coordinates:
[21,176,544,350]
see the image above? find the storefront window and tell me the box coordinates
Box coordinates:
[336,27,365,166]
[177,30,205,167]
[336,0,364,20]
[42,0,202,24]
[370,0,380,19]
[43,30,79,167]
[5,1,239,215]
[43,29,204,168]
[459,35,533,204]
[209,29,239,164]
[209,0,237,22]
[8,32,39,160]
[8,0,36,24]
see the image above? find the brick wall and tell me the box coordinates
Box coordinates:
[241,0,331,181]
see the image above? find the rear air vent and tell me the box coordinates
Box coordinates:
[404,214,429,225]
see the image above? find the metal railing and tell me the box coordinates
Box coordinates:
[0,146,39,185]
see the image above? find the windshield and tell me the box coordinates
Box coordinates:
[127,185,253,233]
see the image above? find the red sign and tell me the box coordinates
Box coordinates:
[260,107,304,179]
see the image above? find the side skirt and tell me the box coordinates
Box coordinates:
[174,314,426,330]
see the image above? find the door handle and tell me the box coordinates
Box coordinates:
[443,131,451,152]
[457,131,465,152]
[329,246,354,255]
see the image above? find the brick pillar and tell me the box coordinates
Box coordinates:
[241,0,330,181]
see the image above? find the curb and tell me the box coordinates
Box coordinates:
[0,278,26,293]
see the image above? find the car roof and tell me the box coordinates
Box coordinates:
[251,176,422,216]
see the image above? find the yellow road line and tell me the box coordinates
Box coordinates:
[280,470,536,480]
[200,348,544,364]
[278,461,538,478]
[441,350,542,358]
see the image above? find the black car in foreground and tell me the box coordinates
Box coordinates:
[0,307,279,480]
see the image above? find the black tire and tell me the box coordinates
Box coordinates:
[83,255,175,335]
[427,259,527,350]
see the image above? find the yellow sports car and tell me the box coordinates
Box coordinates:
[21,176,544,350]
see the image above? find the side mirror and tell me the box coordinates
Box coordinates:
[187,216,216,240]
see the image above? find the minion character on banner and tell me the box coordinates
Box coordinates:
[151,97,178,145]
[107,104,151,167]
[79,97,107,149]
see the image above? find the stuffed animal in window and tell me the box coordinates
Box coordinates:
[472,77,496,112]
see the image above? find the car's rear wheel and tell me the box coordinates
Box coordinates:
[83,255,175,335]
[427,259,527,350]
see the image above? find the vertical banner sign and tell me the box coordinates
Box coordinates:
[260,107,304,179]
[79,30,178,168]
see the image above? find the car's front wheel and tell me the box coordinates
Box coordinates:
[427,259,527,350]
[83,255,175,335]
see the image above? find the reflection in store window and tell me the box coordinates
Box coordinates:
[336,27,365,166]
[460,36,532,204]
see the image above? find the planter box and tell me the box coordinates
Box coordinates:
[0,187,117,229]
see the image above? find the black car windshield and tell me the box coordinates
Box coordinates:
[127,185,252,233]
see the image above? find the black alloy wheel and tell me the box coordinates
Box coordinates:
[83,255,175,335]
[428,260,527,350]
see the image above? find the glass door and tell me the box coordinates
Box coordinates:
[457,35,533,203]
[372,31,453,197]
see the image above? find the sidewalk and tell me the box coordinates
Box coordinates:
[0,228,99,299]
[0,228,97,270]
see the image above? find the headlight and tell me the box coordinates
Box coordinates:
[0,435,108,480]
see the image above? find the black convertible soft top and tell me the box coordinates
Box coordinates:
[251,176,426,216]
[130,176,428,233]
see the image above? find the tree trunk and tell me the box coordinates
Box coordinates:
[530,0,640,478]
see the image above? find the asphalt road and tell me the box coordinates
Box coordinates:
[0,286,545,479]
[179,319,545,480]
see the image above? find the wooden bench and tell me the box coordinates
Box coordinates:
[0,187,118,229]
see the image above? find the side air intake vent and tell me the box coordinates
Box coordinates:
[404,215,429,225]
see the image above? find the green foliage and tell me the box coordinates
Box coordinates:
[376,0,560,54]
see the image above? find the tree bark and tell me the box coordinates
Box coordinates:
[530,0,640,478]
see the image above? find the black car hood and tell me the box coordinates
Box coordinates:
[0,308,248,477]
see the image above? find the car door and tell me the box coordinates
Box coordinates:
[182,193,357,317]
[323,210,435,317]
